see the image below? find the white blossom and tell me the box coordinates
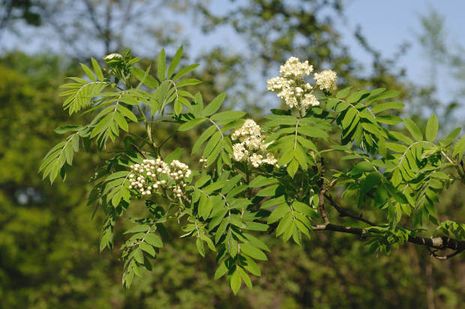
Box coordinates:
[314,70,337,91]
[249,153,263,168]
[266,76,286,92]
[232,119,262,141]
[128,158,191,198]
[233,143,248,162]
[300,93,320,113]
[169,160,192,180]
[231,120,277,168]
[262,153,278,166]
[267,57,337,113]
[279,57,313,78]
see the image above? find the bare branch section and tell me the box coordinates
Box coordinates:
[324,194,376,226]
[316,194,465,257]
[318,187,330,224]
[312,223,465,253]
[428,247,464,260]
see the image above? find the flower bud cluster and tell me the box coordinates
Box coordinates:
[128,158,191,198]
[104,53,124,66]
[199,157,208,168]
[231,119,277,168]
[267,57,337,114]
[104,53,123,61]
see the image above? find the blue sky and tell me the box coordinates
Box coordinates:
[2,0,464,102]
[183,0,465,103]
[339,1,465,101]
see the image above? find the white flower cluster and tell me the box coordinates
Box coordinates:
[279,57,313,78]
[267,57,337,113]
[231,119,277,168]
[314,70,337,92]
[128,158,191,198]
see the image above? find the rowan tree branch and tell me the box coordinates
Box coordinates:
[318,187,330,224]
[316,158,330,225]
[428,246,464,260]
[324,194,376,226]
[312,223,465,254]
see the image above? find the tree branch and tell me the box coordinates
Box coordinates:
[318,187,330,224]
[0,0,13,33]
[324,194,376,226]
[83,0,105,36]
[428,247,464,260]
[312,223,465,254]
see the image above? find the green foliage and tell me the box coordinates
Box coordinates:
[60,78,108,115]
[122,223,164,288]
[438,220,465,239]
[180,93,244,167]
[264,114,329,177]
[41,48,465,297]
[327,87,401,150]
[366,226,411,253]
[39,131,81,183]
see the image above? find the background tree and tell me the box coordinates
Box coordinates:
[0,0,185,57]
[0,0,42,31]
[193,0,410,107]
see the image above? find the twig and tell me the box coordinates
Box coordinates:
[428,247,464,260]
[311,223,465,257]
[324,194,376,226]
[318,187,330,225]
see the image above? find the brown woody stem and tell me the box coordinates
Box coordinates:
[312,223,465,253]
[318,187,330,225]
[324,194,375,226]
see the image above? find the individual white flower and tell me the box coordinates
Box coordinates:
[199,157,208,167]
[314,70,337,91]
[249,152,278,168]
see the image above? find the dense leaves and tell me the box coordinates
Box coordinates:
[41,48,465,296]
